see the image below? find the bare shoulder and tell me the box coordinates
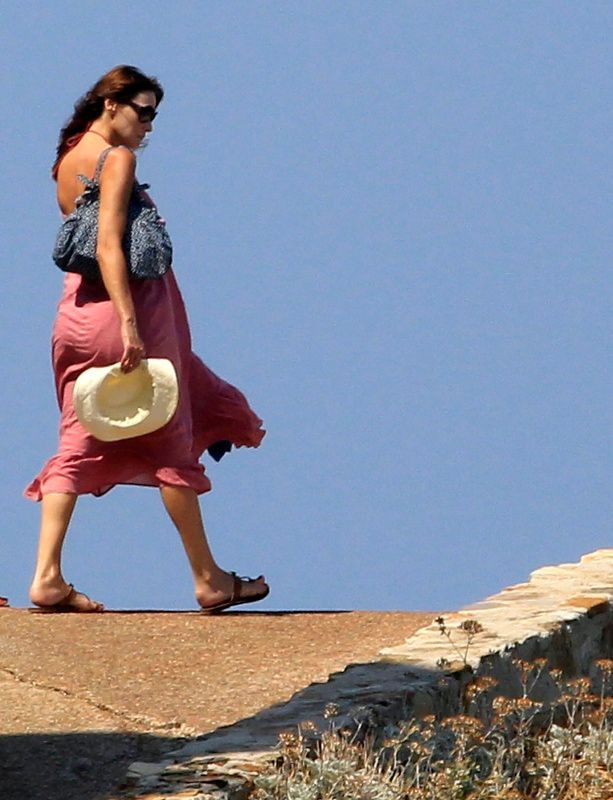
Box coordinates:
[100,146,136,184]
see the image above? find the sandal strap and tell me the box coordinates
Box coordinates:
[61,583,76,604]
[229,572,240,603]
[229,572,263,603]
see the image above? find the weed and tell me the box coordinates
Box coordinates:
[251,662,613,800]
[434,616,484,669]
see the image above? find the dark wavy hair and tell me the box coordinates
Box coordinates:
[52,65,164,180]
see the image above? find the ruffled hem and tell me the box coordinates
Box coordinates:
[189,353,265,456]
[23,454,212,501]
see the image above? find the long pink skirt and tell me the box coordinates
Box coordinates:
[24,270,265,500]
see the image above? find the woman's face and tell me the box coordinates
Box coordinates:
[110,90,157,149]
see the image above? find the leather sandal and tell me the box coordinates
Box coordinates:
[200,572,269,614]
[29,584,104,613]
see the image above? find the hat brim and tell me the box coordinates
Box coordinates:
[73,358,179,442]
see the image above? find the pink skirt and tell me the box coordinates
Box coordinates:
[24,270,265,500]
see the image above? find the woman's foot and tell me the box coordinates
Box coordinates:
[195,570,269,612]
[30,579,104,612]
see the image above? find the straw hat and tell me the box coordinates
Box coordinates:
[73,358,179,442]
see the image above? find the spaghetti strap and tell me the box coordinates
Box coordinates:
[76,146,115,189]
[93,147,115,182]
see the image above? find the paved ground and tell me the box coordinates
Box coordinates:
[0,607,436,800]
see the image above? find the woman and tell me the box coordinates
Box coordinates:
[25,65,269,613]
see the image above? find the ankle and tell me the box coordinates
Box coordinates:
[193,567,224,586]
[31,568,63,586]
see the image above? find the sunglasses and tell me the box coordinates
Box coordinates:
[125,100,158,123]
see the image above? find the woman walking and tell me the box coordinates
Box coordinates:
[25,65,269,613]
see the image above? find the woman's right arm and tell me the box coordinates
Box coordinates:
[96,147,145,373]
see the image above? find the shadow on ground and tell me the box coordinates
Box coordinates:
[0,659,439,800]
[0,731,187,800]
[0,610,437,799]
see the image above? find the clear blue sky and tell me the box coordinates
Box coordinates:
[1,2,611,612]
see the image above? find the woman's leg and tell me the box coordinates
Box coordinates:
[29,492,104,611]
[159,485,268,608]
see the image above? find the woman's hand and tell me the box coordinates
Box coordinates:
[120,318,145,373]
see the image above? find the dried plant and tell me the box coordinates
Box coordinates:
[434,616,484,669]
[251,660,613,800]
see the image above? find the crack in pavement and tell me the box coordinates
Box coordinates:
[0,665,199,737]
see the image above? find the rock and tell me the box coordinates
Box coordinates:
[127,759,173,778]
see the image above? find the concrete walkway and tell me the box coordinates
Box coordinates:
[7,551,610,800]
[0,608,435,800]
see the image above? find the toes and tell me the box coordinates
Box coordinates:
[68,589,104,612]
[84,598,104,612]
[80,595,104,612]
[242,576,268,598]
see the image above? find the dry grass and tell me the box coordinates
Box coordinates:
[250,651,613,800]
